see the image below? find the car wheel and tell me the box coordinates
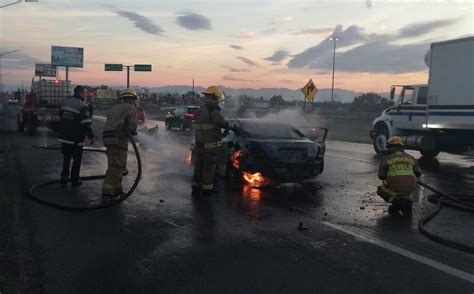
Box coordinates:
[373,127,388,154]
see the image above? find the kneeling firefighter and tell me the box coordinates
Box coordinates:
[192,86,241,194]
[377,136,422,215]
[101,88,138,198]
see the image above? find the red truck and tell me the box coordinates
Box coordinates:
[17,80,72,135]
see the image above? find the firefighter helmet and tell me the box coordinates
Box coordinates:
[202,86,225,101]
[387,136,403,147]
[120,88,138,100]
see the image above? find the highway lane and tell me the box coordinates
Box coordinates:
[1,103,473,293]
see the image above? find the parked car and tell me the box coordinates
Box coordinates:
[165,106,199,131]
[190,118,328,187]
[8,97,19,104]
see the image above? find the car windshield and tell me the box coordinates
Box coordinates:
[240,122,306,139]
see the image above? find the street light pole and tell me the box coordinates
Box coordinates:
[0,0,38,9]
[0,50,19,96]
[329,37,339,103]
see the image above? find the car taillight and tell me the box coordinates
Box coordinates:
[185,113,194,118]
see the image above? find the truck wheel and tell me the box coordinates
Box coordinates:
[373,128,388,154]
[420,149,440,158]
[17,119,24,132]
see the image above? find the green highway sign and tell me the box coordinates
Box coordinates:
[105,64,123,71]
[134,64,152,72]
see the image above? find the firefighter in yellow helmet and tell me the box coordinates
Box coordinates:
[192,86,241,194]
[101,88,138,198]
[377,136,422,215]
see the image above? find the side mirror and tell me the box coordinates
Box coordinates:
[227,141,234,149]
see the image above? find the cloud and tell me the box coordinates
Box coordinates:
[292,28,334,35]
[264,50,290,62]
[399,18,460,38]
[223,76,262,83]
[176,11,212,31]
[237,56,266,68]
[112,8,164,35]
[0,50,42,70]
[230,45,243,50]
[288,25,368,68]
[272,16,293,23]
[286,21,459,73]
[237,31,256,39]
[224,66,250,73]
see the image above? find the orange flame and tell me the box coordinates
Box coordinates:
[242,172,271,187]
[231,150,242,170]
[187,150,192,164]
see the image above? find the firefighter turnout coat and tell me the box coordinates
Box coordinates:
[102,103,138,150]
[378,149,422,193]
[193,101,233,152]
[58,95,94,145]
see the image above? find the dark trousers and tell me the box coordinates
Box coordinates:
[192,150,218,191]
[61,143,83,182]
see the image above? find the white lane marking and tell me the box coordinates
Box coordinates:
[322,221,474,284]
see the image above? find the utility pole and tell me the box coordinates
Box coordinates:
[329,37,339,103]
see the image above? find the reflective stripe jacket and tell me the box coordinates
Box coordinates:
[193,101,232,151]
[58,95,94,145]
[102,103,138,150]
[378,149,422,193]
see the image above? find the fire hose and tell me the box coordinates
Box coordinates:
[27,128,142,211]
[417,180,474,253]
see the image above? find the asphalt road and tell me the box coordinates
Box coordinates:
[1,103,473,293]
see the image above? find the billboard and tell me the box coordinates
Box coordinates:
[51,46,84,67]
[35,63,57,77]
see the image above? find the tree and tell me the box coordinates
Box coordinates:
[269,95,284,103]
[352,92,391,112]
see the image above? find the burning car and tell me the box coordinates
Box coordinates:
[190,118,327,187]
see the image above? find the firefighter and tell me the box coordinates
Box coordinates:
[192,86,240,194]
[101,88,138,198]
[377,136,422,215]
[58,85,95,186]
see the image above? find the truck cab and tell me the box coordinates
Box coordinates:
[370,84,429,154]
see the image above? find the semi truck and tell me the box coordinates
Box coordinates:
[370,36,474,157]
[17,79,72,135]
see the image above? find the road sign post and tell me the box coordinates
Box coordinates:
[301,79,318,112]
[105,64,123,71]
[104,63,152,88]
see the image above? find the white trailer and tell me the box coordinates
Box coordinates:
[370,36,474,157]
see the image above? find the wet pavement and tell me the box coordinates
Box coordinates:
[1,103,473,293]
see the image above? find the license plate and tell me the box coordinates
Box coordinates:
[279,148,306,162]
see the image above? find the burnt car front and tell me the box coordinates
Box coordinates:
[225,119,327,185]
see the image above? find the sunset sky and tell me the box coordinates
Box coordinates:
[1,0,473,92]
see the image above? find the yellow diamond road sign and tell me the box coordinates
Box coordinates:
[301,79,318,103]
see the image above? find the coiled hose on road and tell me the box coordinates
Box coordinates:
[417,180,474,253]
[27,128,142,211]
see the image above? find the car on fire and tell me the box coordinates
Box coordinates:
[189,118,328,187]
